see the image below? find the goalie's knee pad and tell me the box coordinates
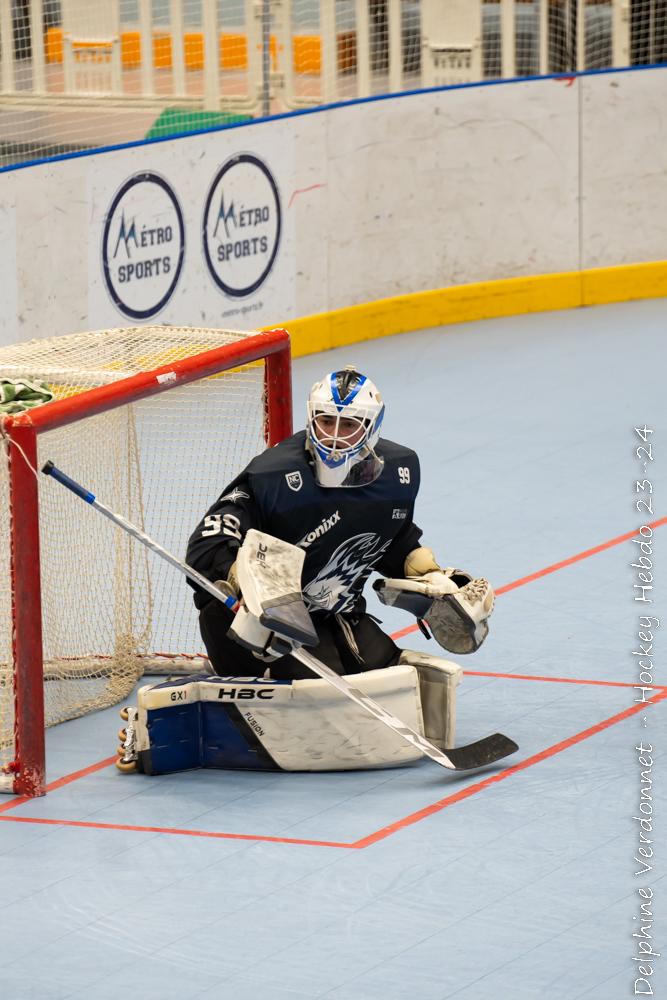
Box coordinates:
[129,665,428,774]
[398,650,462,750]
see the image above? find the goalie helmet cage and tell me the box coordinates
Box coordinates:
[0,326,292,797]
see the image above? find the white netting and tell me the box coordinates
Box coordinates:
[0,325,273,774]
[0,1,664,169]
[0,0,254,167]
[282,1,422,107]
[481,1,620,80]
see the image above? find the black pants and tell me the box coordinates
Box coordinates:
[198,598,400,680]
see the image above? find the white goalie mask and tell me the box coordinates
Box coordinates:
[306,365,385,488]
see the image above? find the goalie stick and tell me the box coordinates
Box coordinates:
[41,461,518,773]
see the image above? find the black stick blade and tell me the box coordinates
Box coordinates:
[443,733,519,771]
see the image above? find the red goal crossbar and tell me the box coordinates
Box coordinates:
[2,329,292,796]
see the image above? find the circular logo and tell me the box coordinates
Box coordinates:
[202,154,281,298]
[102,172,185,319]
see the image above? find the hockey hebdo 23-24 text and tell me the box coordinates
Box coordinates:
[631,425,660,997]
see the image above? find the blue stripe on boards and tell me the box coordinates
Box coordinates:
[3,63,666,175]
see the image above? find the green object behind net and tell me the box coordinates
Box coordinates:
[145,108,252,140]
[0,378,53,415]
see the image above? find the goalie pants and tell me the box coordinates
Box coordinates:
[198,598,401,681]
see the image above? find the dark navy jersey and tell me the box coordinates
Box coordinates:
[186,430,422,616]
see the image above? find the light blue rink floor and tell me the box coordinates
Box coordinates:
[1,299,666,1000]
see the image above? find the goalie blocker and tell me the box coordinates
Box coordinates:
[117,653,462,774]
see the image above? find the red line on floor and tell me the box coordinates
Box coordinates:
[0,756,117,815]
[495,515,667,596]
[390,515,667,642]
[0,813,352,849]
[352,686,667,848]
[44,756,119,792]
[463,670,665,690]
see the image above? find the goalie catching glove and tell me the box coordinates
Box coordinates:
[228,529,318,661]
[373,546,494,654]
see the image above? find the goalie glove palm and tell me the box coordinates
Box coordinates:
[374,569,495,654]
[429,576,495,654]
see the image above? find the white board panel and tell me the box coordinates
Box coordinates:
[323,78,579,310]
[581,67,667,268]
[0,181,18,348]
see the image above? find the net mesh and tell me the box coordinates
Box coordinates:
[0,2,665,169]
[0,325,270,774]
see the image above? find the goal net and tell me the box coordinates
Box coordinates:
[0,325,291,795]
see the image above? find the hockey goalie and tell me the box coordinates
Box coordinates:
[117,366,496,774]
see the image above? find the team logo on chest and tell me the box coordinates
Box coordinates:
[302,532,391,613]
[285,471,303,492]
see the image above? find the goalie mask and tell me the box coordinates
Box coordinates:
[306,366,385,488]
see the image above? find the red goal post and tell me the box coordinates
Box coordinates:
[0,326,292,797]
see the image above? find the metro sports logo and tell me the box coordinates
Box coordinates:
[102,171,185,320]
[203,153,281,299]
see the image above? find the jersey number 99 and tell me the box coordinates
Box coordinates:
[202,513,242,540]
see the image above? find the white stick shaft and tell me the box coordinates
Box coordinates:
[42,461,237,612]
[90,497,236,610]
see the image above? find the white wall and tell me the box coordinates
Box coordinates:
[581,68,667,268]
[1,66,666,347]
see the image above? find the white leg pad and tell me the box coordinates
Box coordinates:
[131,664,428,773]
[398,649,463,749]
